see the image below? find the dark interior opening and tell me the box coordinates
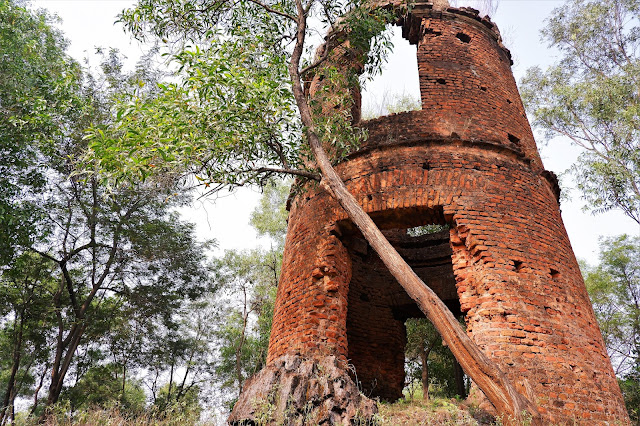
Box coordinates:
[339,207,467,401]
[456,32,471,43]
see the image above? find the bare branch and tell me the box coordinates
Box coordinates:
[246,0,298,22]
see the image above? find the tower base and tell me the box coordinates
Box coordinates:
[228,355,377,425]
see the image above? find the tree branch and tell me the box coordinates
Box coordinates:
[246,0,297,22]
[253,166,320,180]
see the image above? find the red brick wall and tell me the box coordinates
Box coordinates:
[267,5,629,423]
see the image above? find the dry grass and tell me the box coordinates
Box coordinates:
[13,407,215,426]
[376,395,488,425]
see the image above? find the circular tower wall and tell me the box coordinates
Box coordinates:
[249,4,630,424]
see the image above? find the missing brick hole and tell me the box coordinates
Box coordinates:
[422,161,430,170]
[436,78,446,85]
[513,260,523,272]
[456,32,471,43]
[506,99,513,104]
[367,194,373,201]
[480,86,487,92]
[426,28,442,36]
[507,133,520,144]
[550,268,560,279]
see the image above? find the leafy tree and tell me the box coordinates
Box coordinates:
[0,253,58,424]
[213,181,287,409]
[151,382,202,421]
[214,249,279,402]
[584,235,640,376]
[521,0,640,223]
[250,181,290,245]
[583,234,640,421]
[85,0,539,419]
[405,317,467,401]
[60,364,146,414]
[619,366,640,424]
[405,318,441,400]
[0,0,82,262]
[135,297,217,418]
[32,138,210,417]
[0,8,213,419]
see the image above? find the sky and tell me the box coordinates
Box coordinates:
[31,0,640,264]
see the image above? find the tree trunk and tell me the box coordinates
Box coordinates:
[309,129,540,423]
[286,5,540,420]
[30,362,48,417]
[420,347,430,400]
[0,313,23,425]
[454,358,466,399]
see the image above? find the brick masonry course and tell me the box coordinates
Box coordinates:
[264,4,630,424]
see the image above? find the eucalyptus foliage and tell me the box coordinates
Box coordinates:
[84,0,396,192]
[521,0,640,223]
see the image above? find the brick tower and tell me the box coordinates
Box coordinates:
[231,2,630,424]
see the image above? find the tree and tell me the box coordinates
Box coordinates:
[520,0,640,223]
[29,52,211,415]
[405,318,467,401]
[0,254,58,424]
[213,181,287,409]
[405,318,441,400]
[0,0,82,262]
[583,234,640,421]
[0,7,214,418]
[60,364,147,414]
[85,0,539,420]
[135,296,218,419]
[584,235,640,376]
[619,366,640,424]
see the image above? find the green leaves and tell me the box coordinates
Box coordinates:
[85,35,304,191]
[85,0,402,193]
[0,0,83,261]
[210,183,286,406]
[583,234,640,419]
[520,0,640,223]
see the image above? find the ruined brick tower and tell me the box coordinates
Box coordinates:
[231,2,630,424]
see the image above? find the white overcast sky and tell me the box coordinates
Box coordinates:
[31,0,640,264]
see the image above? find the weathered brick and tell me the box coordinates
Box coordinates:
[257,4,629,424]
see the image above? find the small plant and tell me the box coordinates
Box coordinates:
[494,410,533,426]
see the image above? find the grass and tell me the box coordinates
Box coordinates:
[376,388,489,425]
[13,407,214,426]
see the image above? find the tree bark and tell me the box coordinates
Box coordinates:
[420,344,431,400]
[454,358,466,399]
[0,310,23,425]
[286,1,541,422]
[30,362,48,417]
[308,108,540,423]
